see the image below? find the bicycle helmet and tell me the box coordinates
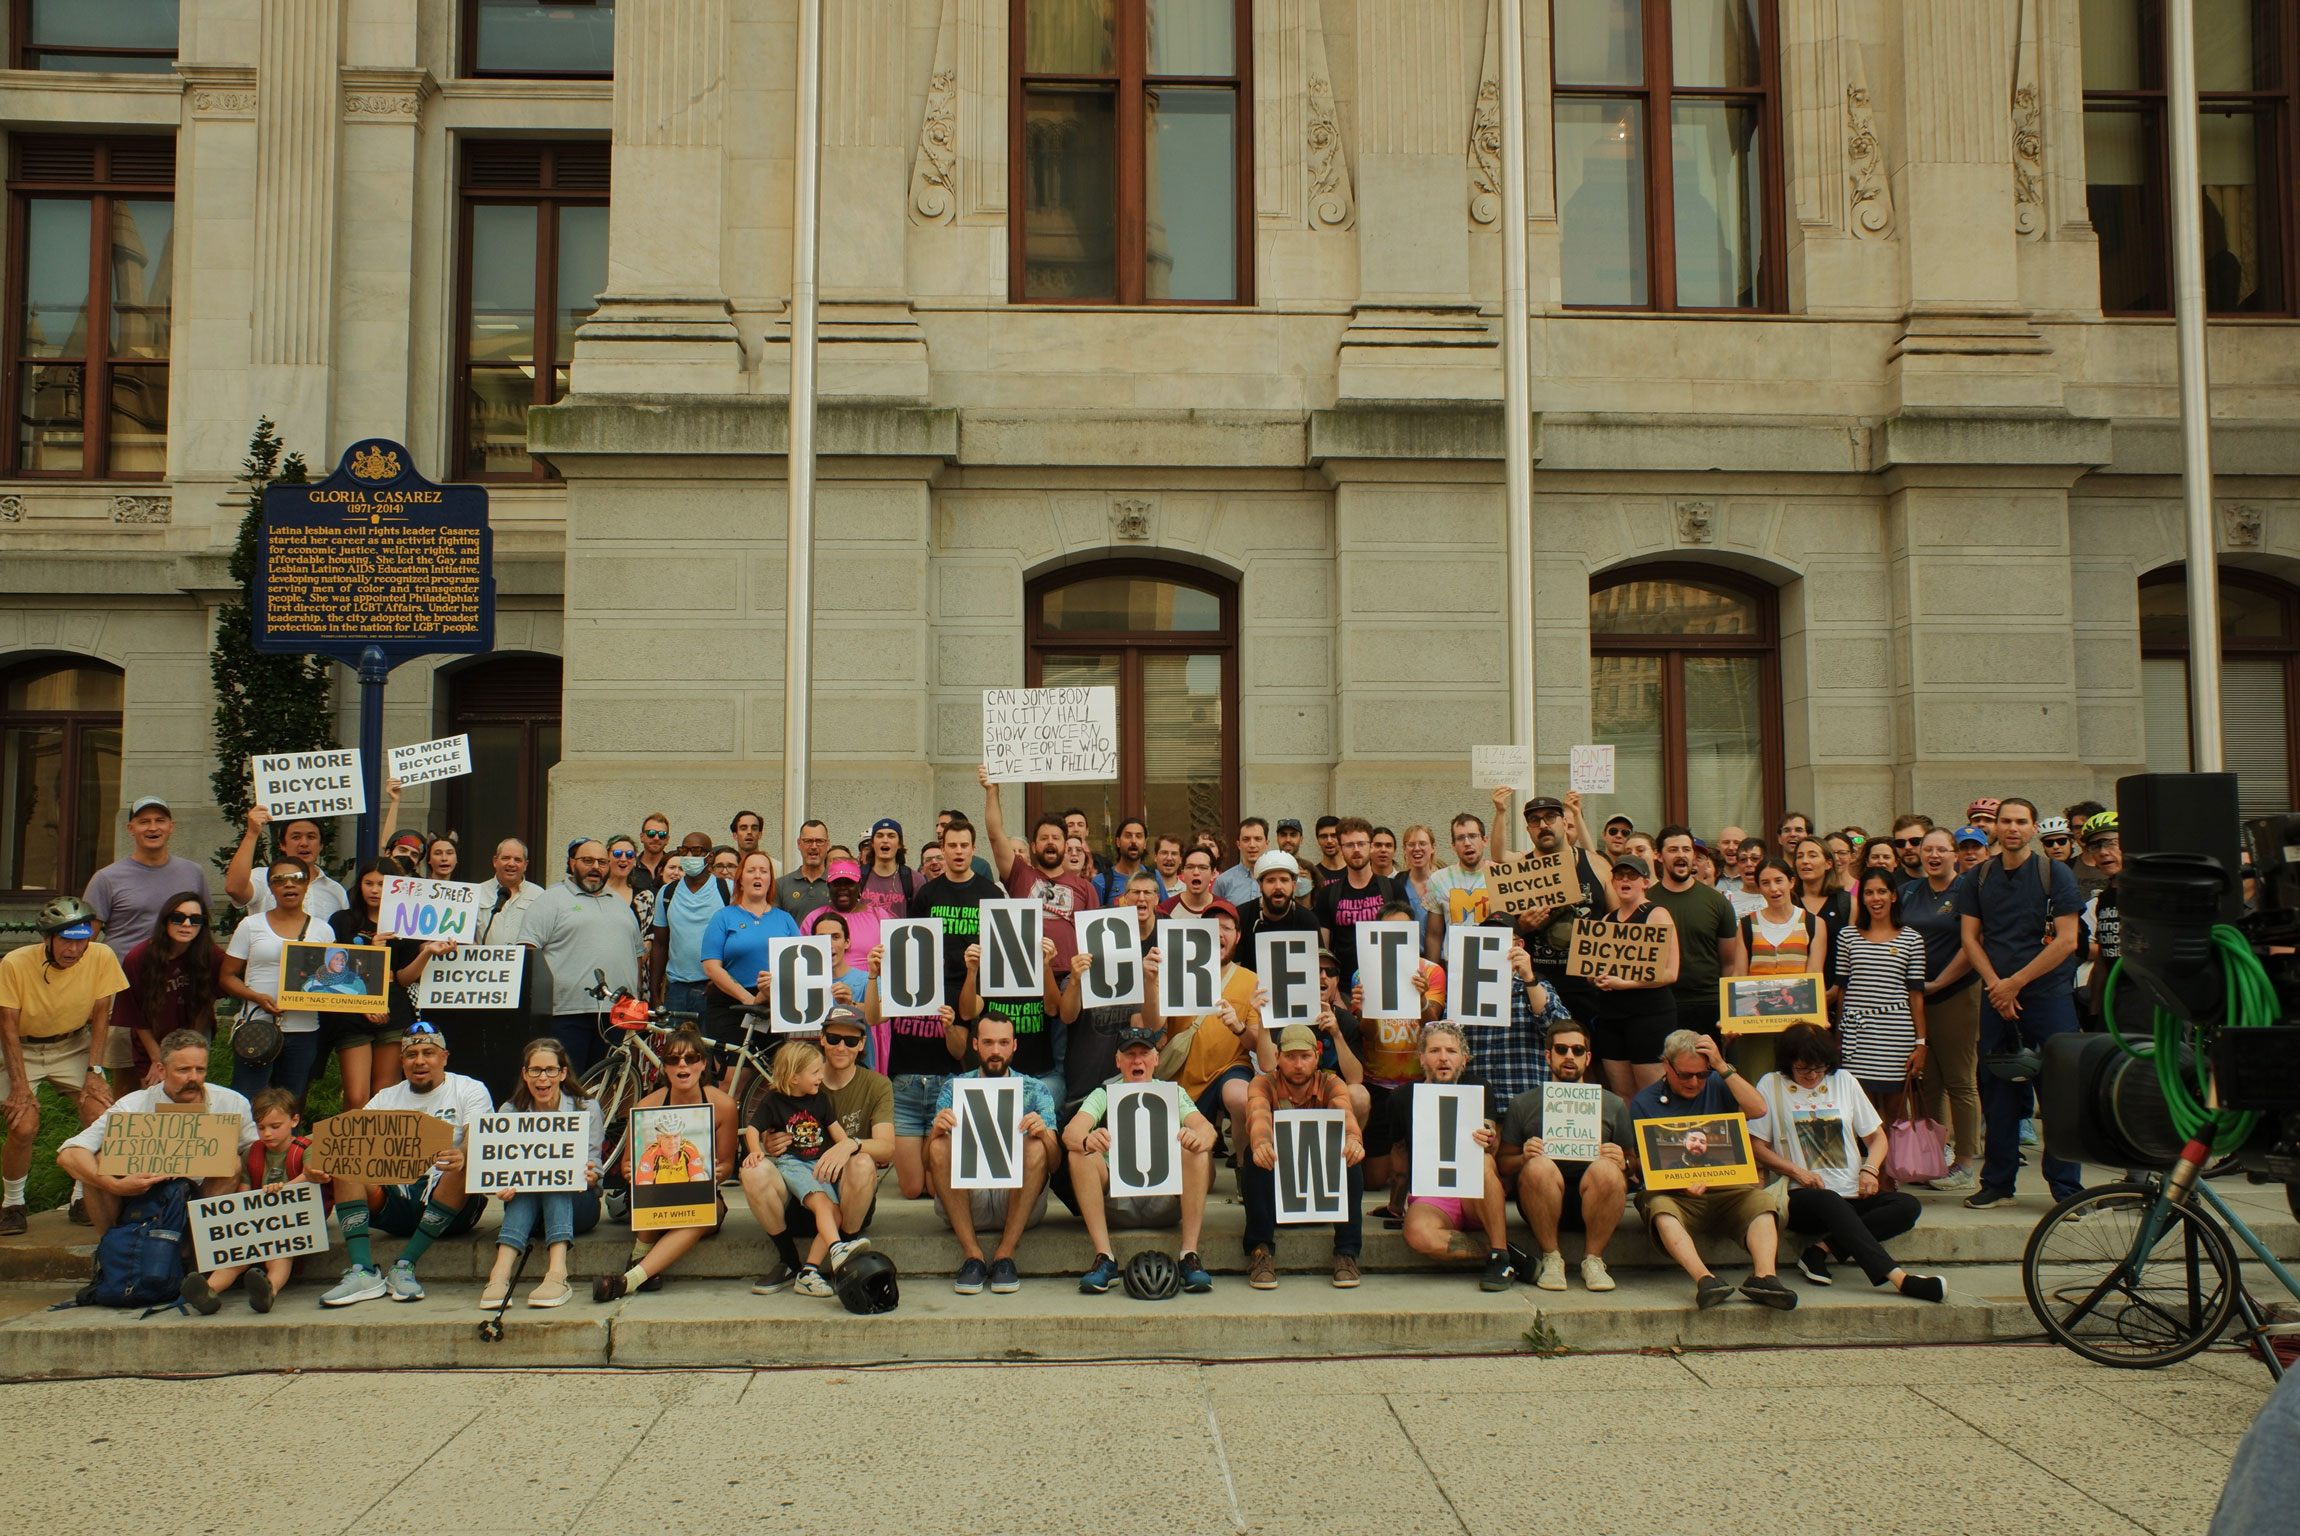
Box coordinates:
[1122,1250,1182,1301]
[2082,811,2120,845]
[35,895,97,937]
[832,1250,900,1315]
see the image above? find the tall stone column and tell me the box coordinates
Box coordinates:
[814,0,929,399]
[249,0,342,458]
[573,0,743,395]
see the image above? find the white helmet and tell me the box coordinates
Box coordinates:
[1252,849,1301,879]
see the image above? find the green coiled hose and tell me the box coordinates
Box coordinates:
[2105,924,2274,1156]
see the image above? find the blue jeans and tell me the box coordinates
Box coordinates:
[232,1027,328,1109]
[1979,989,2084,1198]
[662,979,708,1021]
[1239,1155,1364,1257]
[495,1189,602,1253]
[551,1013,606,1078]
[891,1074,950,1138]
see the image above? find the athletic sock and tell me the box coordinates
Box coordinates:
[624,1263,649,1290]
[770,1230,801,1270]
[396,1198,459,1266]
[338,1199,374,1270]
[1900,1274,1946,1303]
[2,1177,24,1207]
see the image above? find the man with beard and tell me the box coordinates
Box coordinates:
[1651,825,1744,1048]
[1387,1024,1514,1291]
[55,1028,251,1236]
[1236,849,1319,949]
[980,765,1096,974]
[1240,1024,1365,1290]
[927,1011,1061,1295]
[1497,1018,1631,1292]
[529,839,643,1075]
[1094,817,1158,904]
[1313,818,1402,990]
[1514,796,1609,1027]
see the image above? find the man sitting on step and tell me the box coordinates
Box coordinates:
[1060,1022,1216,1296]
[1239,1024,1365,1291]
[1628,1029,1797,1312]
[1496,1016,1631,1293]
[926,1010,1060,1297]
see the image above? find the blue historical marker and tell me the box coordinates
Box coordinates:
[253,439,494,861]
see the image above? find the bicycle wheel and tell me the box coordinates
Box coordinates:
[737,1066,776,1136]
[583,1051,644,1176]
[2023,1181,2240,1368]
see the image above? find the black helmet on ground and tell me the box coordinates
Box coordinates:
[833,1250,899,1314]
[1123,1250,1180,1301]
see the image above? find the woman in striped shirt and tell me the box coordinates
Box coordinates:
[1827,867,1929,1123]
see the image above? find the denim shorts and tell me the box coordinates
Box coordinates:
[772,1153,833,1204]
[891,1073,949,1138]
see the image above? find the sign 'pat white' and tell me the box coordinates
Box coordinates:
[982,686,1118,783]
[250,749,365,819]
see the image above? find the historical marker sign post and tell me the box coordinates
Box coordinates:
[253,440,494,863]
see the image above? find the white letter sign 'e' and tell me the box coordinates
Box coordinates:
[1446,926,1511,1026]
[1357,920,1420,1020]
[1258,931,1317,1026]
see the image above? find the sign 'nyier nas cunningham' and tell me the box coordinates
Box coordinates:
[253,439,494,661]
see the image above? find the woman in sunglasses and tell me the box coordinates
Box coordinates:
[596,1023,736,1301]
[603,835,658,993]
[112,891,222,1087]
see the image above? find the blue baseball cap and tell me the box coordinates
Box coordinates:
[1953,825,1989,847]
[870,818,902,836]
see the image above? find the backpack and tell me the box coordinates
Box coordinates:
[1977,851,2060,946]
[75,1178,193,1313]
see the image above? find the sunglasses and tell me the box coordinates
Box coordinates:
[610,849,637,860]
[405,1021,443,1041]
[643,828,668,838]
[824,1034,865,1048]
[663,1053,706,1067]
[166,911,206,927]
[1552,1044,1591,1057]
[1894,836,1925,846]
[2042,836,2071,847]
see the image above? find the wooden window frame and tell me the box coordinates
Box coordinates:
[1550,0,1787,313]
[459,0,616,82]
[1023,559,1240,842]
[1589,562,1783,832]
[2081,0,2296,317]
[11,0,179,72]
[452,143,609,482]
[1009,0,1256,306]
[442,654,563,867]
[2140,565,2300,807]
[3,137,175,481]
[0,658,124,898]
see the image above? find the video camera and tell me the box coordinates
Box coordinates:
[2040,772,2300,1186]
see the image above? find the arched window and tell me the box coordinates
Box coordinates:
[442,654,561,869]
[1,657,122,893]
[2140,567,2299,816]
[1026,563,1236,847]
[1589,566,1779,836]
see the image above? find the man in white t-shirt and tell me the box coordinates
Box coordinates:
[223,807,349,921]
[55,1029,253,1235]
[320,1021,495,1307]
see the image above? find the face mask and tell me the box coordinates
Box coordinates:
[681,855,706,877]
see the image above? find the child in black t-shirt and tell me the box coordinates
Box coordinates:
[740,1040,858,1296]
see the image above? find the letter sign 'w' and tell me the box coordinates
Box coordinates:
[950,1077,1023,1190]
[1273,1108,1347,1223]
[1107,1081,1180,1197]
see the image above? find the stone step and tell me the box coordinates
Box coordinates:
[7,1169,2293,1283]
[0,1264,2053,1381]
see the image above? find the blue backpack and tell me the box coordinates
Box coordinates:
[76,1178,193,1312]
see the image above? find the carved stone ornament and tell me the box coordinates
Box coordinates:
[2225,503,2264,550]
[2012,0,2044,238]
[0,494,21,523]
[343,92,421,118]
[192,89,257,117]
[1846,85,1893,239]
[1468,76,1503,226]
[1675,500,1716,545]
[1111,499,1153,541]
[911,68,958,225]
[1306,74,1353,229]
[110,495,171,524]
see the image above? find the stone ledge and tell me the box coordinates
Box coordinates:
[2101,418,2300,478]
[956,409,1310,468]
[1308,400,1510,463]
[1873,409,2115,469]
[1535,413,1863,474]
[529,396,960,463]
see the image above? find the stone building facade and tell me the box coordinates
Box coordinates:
[2,0,2297,908]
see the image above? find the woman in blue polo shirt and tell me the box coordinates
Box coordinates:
[700,850,800,1056]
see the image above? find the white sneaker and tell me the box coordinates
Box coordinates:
[1533,1251,1568,1291]
[1930,1165,1978,1193]
[1580,1255,1615,1292]
[795,1265,834,1298]
[827,1236,872,1273]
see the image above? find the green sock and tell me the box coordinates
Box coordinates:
[396,1198,459,1266]
[338,1200,373,1270]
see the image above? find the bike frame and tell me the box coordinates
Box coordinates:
[2118,1149,2300,1381]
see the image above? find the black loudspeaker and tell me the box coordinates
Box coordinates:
[2116,772,2245,925]
[434,949,555,1107]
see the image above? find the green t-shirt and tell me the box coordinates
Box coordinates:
[1652,878,1737,1006]
[826,1067,894,1144]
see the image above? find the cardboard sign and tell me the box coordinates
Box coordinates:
[979,898,1044,999]
[1077,908,1144,1008]
[1471,744,1535,801]
[306,1110,453,1185]
[1445,926,1511,1026]
[1410,1082,1487,1199]
[251,748,365,819]
[1568,918,1667,983]
[767,936,834,1032]
[277,940,392,1013]
[1357,920,1421,1020]
[1569,744,1615,796]
[378,875,489,942]
[1634,1111,1760,1191]
[412,944,525,1010]
[469,1111,590,1196]
[1257,931,1318,1026]
[949,1077,1025,1190]
[96,1109,243,1178]
[983,685,1119,783]
[385,733,473,788]
[1720,973,1828,1032]
[189,1183,329,1271]
[879,918,944,1014]
[1158,919,1221,1014]
[1488,851,1574,914]
[1273,1108,1349,1224]
[1106,1080,1184,1198]
[630,1104,718,1230]
[1541,1082,1606,1163]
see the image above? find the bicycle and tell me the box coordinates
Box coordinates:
[580,991,683,1182]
